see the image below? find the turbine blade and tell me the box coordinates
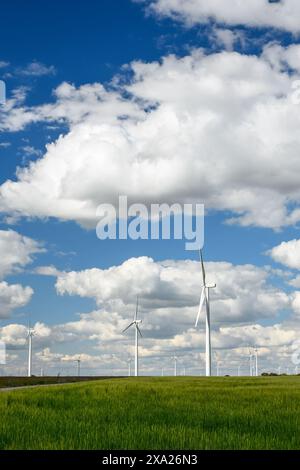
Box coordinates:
[195,287,205,327]
[122,322,134,333]
[136,324,143,337]
[200,250,206,285]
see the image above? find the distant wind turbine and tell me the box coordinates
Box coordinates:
[195,250,216,377]
[127,357,132,377]
[27,325,35,377]
[249,348,253,377]
[122,296,142,377]
[75,357,81,377]
[254,348,258,377]
[214,351,221,377]
[173,356,178,377]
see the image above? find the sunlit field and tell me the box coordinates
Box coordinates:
[0,377,300,450]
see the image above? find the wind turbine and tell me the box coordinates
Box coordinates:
[122,296,142,377]
[254,348,258,377]
[248,348,254,377]
[214,351,221,377]
[195,250,216,377]
[75,357,81,377]
[127,357,132,377]
[173,356,178,377]
[27,325,35,377]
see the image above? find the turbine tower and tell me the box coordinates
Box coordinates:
[195,250,216,377]
[214,351,221,377]
[75,358,81,377]
[173,356,178,377]
[254,348,258,377]
[27,326,35,377]
[127,357,132,377]
[249,348,253,376]
[122,296,142,377]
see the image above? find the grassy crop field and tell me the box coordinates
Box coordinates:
[0,376,121,389]
[0,376,300,450]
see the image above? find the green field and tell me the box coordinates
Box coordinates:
[0,376,300,450]
[0,376,119,389]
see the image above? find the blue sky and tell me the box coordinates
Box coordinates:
[1,0,300,376]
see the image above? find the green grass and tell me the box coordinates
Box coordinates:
[0,376,300,450]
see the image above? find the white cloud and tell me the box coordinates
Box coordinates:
[0,323,28,347]
[144,0,300,33]
[3,86,30,112]
[218,323,297,349]
[0,229,43,278]
[289,275,300,288]
[0,281,33,318]
[35,347,63,363]
[268,239,300,269]
[56,256,290,324]
[0,61,9,68]
[211,27,244,52]
[0,230,43,318]
[1,47,300,228]
[0,81,142,132]
[18,61,56,77]
[291,291,300,315]
[33,265,62,277]
[20,146,42,157]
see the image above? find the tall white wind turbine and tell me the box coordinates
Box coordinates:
[195,250,216,377]
[27,325,35,377]
[122,296,142,377]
